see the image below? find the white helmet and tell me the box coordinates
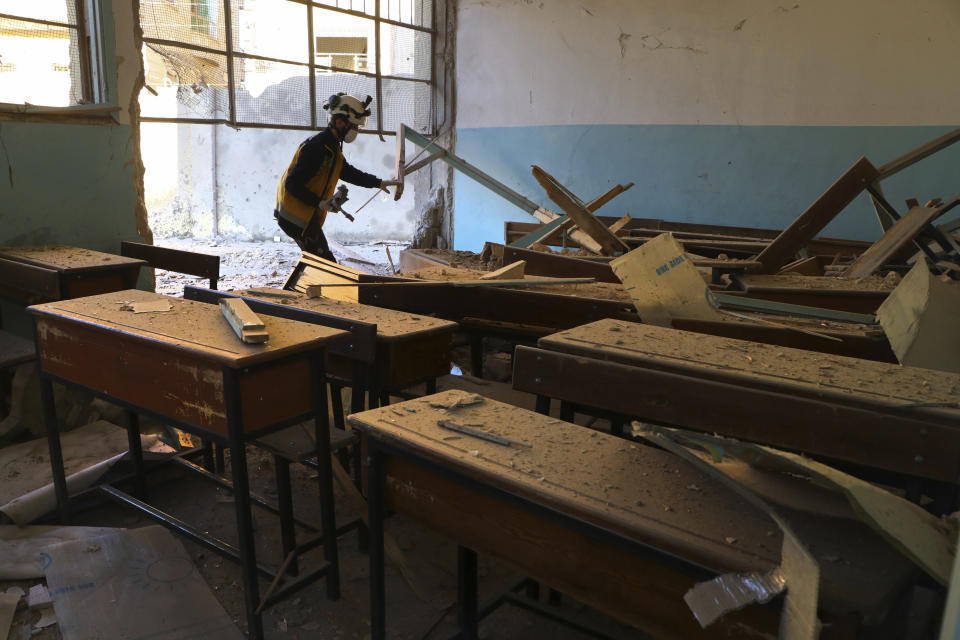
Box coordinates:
[323,92,372,128]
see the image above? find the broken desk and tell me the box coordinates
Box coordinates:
[349,390,913,639]
[513,319,960,494]
[28,289,349,640]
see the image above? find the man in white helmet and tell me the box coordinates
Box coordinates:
[274,92,401,262]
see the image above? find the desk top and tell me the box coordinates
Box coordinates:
[29,289,347,368]
[236,287,458,341]
[351,389,778,573]
[349,389,914,615]
[0,245,145,273]
[539,319,960,420]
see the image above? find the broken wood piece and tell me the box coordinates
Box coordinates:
[479,260,526,280]
[587,182,634,212]
[843,196,960,278]
[509,215,576,249]
[393,123,405,201]
[304,277,595,297]
[532,208,603,254]
[219,298,269,344]
[756,157,880,272]
[608,214,632,236]
[777,256,823,276]
[130,300,172,314]
[531,166,630,256]
[427,393,485,410]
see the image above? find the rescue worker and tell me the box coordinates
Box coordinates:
[274,92,401,262]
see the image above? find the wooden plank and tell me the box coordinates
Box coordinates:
[669,317,897,363]
[508,215,574,249]
[532,166,630,256]
[219,298,269,344]
[588,182,634,212]
[715,292,877,324]
[393,122,405,200]
[877,126,960,180]
[531,208,603,254]
[397,248,450,273]
[777,256,824,276]
[121,241,220,288]
[844,199,958,278]
[608,213,632,235]
[478,260,525,280]
[403,126,542,214]
[756,157,881,272]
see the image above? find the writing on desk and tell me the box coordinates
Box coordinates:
[52,582,96,596]
[655,254,685,276]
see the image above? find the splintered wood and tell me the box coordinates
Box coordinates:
[219,298,269,344]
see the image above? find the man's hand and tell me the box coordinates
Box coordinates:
[317,196,340,213]
[379,179,401,194]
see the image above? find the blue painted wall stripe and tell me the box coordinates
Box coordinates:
[453,124,960,253]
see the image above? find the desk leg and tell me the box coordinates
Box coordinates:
[123,410,148,500]
[223,368,263,640]
[559,401,574,423]
[368,445,386,640]
[535,395,551,416]
[457,545,479,640]
[470,335,483,378]
[39,375,70,523]
[425,378,437,395]
[312,353,341,600]
[274,457,299,576]
[351,362,367,414]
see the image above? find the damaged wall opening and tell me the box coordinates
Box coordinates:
[137,0,438,287]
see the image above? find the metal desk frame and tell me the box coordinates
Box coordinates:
[34,318,340,640]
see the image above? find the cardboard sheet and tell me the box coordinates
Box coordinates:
[611,233,721,326]
[44,526,242,640]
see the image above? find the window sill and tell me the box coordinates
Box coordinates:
[0,103,123,125]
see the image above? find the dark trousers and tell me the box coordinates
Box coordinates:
[276,212,336,263]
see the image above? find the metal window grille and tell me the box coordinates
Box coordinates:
[139,0,435,135]
[0,1,103,107]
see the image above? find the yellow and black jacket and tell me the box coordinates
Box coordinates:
[275,128,380,229]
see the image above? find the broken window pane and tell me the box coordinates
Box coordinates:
[0,1,97,107]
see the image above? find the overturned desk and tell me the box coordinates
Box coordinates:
[29,289,349,640]
[513,319,960,492]
[349,390,914,639]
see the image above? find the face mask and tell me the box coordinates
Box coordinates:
[343,127,358,143]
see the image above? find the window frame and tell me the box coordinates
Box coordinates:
[0,0,109,113]
[139,0,437,136]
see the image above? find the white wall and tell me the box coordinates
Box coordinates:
[458,0,960,128]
